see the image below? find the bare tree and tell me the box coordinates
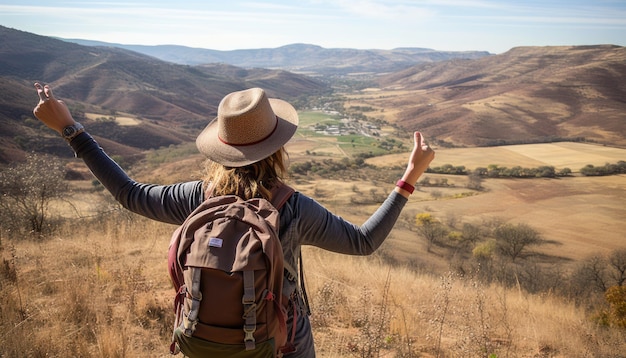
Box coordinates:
[567,249,626,304]
[608,248,626,287]
[494,223,543,261]
[461,223,484,248]
[0,153,68,237]
[467,170,484,190]
[571,255,609,296]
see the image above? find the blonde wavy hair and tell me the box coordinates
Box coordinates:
[202,147,289,200]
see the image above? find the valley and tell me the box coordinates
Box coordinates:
[61,112,626,270]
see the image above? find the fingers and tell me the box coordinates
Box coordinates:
[45,85,54,99]
[414,131,423,149]
[34,83,55,102]
[35,82,47,102]
[414,131,429,151]
[412,131,434,164]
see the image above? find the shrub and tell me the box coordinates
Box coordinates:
[580,161,626,176]
[605,285,626,328]
[473,240,496,260]
[0,153,68,238]
[415,213,449,252]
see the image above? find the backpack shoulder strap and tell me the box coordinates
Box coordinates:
[269,183,295,210]
[269,183,311,316]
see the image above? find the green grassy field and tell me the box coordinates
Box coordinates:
[290,111,409,159]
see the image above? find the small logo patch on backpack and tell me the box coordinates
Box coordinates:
[208,237,223,248]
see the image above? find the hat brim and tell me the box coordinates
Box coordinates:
[196,98,299,167]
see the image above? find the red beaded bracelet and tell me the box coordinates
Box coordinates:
[396,180,415,194]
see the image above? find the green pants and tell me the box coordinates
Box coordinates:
[173,328,276,358]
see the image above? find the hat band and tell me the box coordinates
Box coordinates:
[218,116,279,147]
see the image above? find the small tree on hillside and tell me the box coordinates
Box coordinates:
[607,248,626,287]
[568,249,626,314]
[571,249,626,296]
[493,223,543,261]
[467,170,483,190]
[415,213,448,252]
[570,254,610,299]
[0,153,68,237]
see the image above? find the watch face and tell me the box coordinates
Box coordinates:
[63,126,76,137]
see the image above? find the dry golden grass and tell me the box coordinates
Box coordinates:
[1,215,176,357]
[3,214,625,357]
[304,249,626,357]
[2,142,624,357]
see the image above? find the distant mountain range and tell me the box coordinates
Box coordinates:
[63,39,491,75]
[1,25,624,165]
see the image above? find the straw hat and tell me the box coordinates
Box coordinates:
[196,88,299,167]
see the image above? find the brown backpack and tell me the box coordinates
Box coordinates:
[168,184,294,357]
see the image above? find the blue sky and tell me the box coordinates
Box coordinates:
[1,0,624,54]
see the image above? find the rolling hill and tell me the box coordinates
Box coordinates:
[362,45,626,147]
[0,26,330,163]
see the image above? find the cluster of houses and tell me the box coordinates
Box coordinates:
[311,110,381,137]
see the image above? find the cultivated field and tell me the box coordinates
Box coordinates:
[290,143,626,265]
[366,142,626,171]
[85,112,140,126]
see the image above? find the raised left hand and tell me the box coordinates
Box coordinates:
[33,83,76,134]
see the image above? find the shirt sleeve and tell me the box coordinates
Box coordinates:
[70,132,204,225]
[292,190,408,255]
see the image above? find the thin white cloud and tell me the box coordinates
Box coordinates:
[0,0,623,52]
[306,0,435,19]
[0,5,275,28]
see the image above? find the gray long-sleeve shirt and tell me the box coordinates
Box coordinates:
[70,132,408,357]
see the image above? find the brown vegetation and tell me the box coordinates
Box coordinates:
[2,213,625,357]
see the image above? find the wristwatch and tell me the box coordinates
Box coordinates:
[61,123,84,142]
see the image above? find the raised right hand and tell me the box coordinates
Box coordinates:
[394,131,435,197]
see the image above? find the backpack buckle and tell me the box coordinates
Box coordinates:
[183,316,198,337]
[243,324,256,350]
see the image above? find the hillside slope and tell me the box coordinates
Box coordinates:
[371,45,626,147]
[0,26,330,163]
